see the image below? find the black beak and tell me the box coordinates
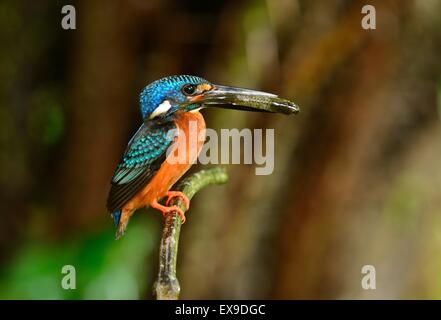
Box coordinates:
[199,85,300,115]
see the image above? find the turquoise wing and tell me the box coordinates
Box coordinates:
[106,120,176,213]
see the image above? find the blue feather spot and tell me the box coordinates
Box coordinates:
[112,210,122,227]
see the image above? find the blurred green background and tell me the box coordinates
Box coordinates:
[1,0,441,299]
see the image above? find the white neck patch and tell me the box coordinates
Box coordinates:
[149,100,172,119]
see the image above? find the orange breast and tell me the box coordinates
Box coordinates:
[123,111,206,211]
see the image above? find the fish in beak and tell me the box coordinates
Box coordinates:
[198,85,300,115]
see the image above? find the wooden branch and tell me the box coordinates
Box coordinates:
[153,167,229,300]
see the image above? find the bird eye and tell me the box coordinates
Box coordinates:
[182,84,197,96]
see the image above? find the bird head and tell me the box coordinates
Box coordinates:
[139,75,299,121]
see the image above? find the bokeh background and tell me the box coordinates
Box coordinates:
[1,0,441,299]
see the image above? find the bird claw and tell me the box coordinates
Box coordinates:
[151,197,188,224]
[165,191,190,211]
[160,205,187,224]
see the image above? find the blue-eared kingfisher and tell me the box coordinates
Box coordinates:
[107,75,299,239]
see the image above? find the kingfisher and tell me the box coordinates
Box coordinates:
[107,75,299,239]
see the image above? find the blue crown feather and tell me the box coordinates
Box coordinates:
[139,75,209,119]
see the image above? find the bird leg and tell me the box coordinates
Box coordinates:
[151,198,187,223]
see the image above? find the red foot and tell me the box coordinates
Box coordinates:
[151,199,187,223]
[165,191,190,211]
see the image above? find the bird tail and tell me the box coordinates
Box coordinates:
[111,210,122,227]
[111,209,130,240]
